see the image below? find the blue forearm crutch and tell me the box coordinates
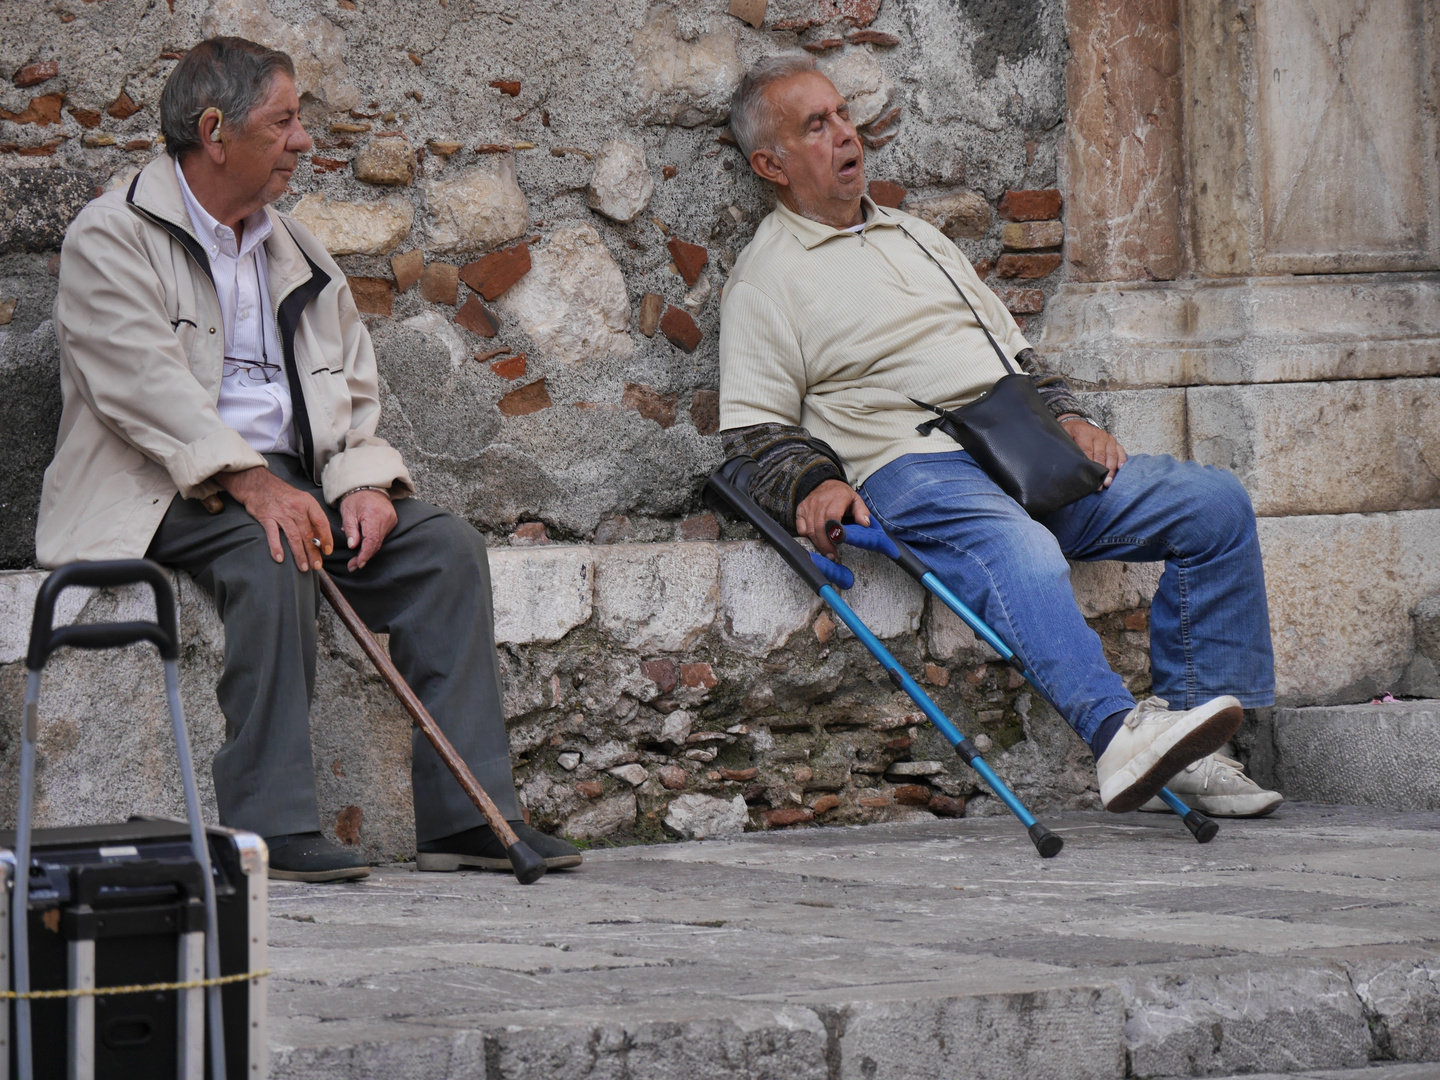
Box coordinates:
[825,518,1219,844]
[705,457,1064,858]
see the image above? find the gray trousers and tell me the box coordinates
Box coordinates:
[146,454,521,841]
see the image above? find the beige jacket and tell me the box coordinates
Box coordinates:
[36,155,414,567]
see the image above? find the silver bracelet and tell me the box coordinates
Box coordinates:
[341,485,390,500]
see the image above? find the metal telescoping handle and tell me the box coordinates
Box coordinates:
[13,561,226,1080]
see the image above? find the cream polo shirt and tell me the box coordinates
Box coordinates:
[718,195,1031,488]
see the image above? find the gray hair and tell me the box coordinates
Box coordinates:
[729,54,818,161]
[160,36,296,159]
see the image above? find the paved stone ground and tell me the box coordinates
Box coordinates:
[266,804,1440,1079]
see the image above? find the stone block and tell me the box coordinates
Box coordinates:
[290,194,413,256]
[1063,0,1182,282]
[840,549,925,640]
[418,262,459,306]
[836,983,1124,1080]
[0,169,94,253]
[489,546,593,645]
[1118,960,1370,1078]
[997,189,1062,221]
[663,793,747,839]
[347,276,393,317]
[718,541,822,657]
[666,238,708,286]
[594,543,718,653]
[867,180,906,209]
[659,305,701,352]
[1266,703,1440,811]
[586,140,653,224]
[497,379,552,418]
[459,242,531,302]
[626,8,741,127]
[1,315,64,569]
[390,250,424,293]
[454,295,498,337]
[1188,378,1440,517]
[905,190,989,240]
[818,49,894,127]
[1001,221,1064,250]
[1072,387,1188,459]
[204,0,358,111]
[1039,275,1440,390]
[423,159,529,253]
[493,225,631,365]
[562,791,636,839]
[353,137,415,186]
[1258,510,1440,703]
[996,253,1062,279]
[1346,950,1440,1062]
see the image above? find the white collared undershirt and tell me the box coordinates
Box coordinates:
[174,159,297,457]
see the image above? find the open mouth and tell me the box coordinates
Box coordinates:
[837,153,861,181]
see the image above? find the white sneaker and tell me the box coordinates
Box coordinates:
[1139,752,1283,817]
[1096,695,1244,813]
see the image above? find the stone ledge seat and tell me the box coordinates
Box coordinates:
[0,542,1160,858]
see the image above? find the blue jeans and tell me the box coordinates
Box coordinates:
[860,451,1275,746]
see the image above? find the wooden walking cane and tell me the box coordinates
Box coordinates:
[313,566,548,884]
[201,490,546,883]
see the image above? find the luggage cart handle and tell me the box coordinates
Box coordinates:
[28,559,179,671]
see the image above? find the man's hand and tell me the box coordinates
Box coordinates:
[216,466,332,571]
[339,489,397,572]
[796,478,870,557]
[1060,416,1127,488]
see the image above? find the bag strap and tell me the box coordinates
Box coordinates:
[888,215,1018,376]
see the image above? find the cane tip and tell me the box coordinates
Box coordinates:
[507,841,548,884]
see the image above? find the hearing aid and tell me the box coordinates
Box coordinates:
[202,107,223,142]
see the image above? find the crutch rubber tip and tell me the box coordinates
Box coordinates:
[1027,823,1063,858]
[506,841,548,884]
[1183,809,1219,844]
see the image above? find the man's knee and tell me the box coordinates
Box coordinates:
[404,507,487,576]
[207,520,314,604]
[1177,465,1258,553]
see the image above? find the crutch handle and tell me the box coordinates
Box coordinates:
[826,520,900,560]
[28,559,179,670]
[810,552,854,589]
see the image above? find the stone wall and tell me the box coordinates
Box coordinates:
[0,0,1072,565]
[1047,0,1440,705]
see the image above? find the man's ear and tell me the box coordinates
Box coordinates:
[749,147,788,187]
[197,107,227,166]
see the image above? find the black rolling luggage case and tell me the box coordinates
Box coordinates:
[3,561,269,1080]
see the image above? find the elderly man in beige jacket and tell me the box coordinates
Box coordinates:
[40,36,580,881]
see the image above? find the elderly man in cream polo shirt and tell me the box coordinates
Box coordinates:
[718,55,1283,819]
[39,37,580,880]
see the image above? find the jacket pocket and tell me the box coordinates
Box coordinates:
[171,315,200,361]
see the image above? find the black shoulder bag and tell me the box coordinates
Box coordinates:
[895,223,1106,518]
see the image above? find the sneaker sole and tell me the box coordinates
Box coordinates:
[1139,790,1284,817]
[268,865,371,883]
[1101,698,1244,814]
[414,852,583,873]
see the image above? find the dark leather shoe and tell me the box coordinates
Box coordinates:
[266,832,371,883]
[415,821,583,872]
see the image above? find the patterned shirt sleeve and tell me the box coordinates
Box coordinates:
[1016,348,1096,425]
[718,423,845,533]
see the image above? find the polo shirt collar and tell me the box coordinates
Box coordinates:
[774,194,897,250]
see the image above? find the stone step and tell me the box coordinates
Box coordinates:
[1160,1066,1440,1080]
[1247,702,1440,812]
[263,807,1440,1079]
